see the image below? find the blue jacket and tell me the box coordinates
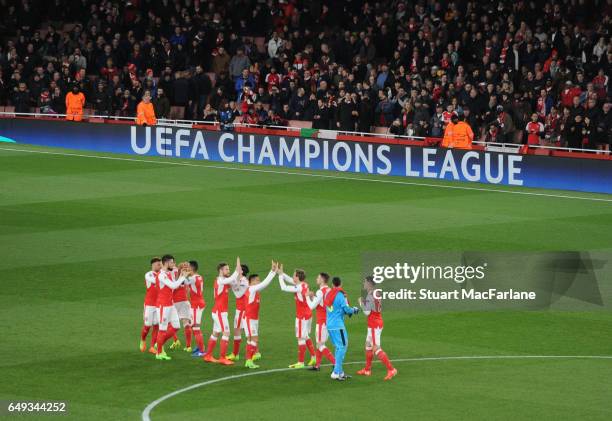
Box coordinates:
[326,288,356,330]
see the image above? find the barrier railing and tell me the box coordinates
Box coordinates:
[0,111,609,156]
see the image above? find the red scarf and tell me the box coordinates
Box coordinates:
[324,287,346,307]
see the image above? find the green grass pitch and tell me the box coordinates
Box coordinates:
[1,144,611,420]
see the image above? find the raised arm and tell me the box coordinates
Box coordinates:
[160,271,185,290]
[278,273,299,293]
[218,256,241,285]
[250,270,276,293]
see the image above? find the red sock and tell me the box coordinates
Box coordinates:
[365,349,374,370]
[315,348,322,367]
[166,326,177,345]
[184,326,192,348]
[219,338,229,358]
[246,343,254,360]
[376,349,394,370]
[305,338,315,356]
[140,326,150,341]
[205,337,217,356]
[156,329,173,354]
[172,333,178,341]
[150,325,159,347]
[194,328,204,353]
[233,337,241,356]
[322,347,335,364]
[298,344,306,363]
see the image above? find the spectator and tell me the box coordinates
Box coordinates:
[50,87,65,114]
[211,47,230,75]
[594,102,611,152]
[357,94,374,132]
[172,71,190,109]
[192,65,212,119]
[0,0,609,146]
[312,98,330,130]
[566,114,587,149]
[202,104,218,122]
[12,82,30,114]
[235,69,255,98]
[389,119,403,136]
[493,106,515,143]
[65,84,85,121]
[229,47,251,80]
[375,91,394,126]
[92,83,112,115]
[336,92,358,131]
[484,123,503,143]
[153,88,170,119]
[267,32,284,59]
[38,88,54,113]
[68,47,87,71]
[118,89,137,117]
[136,90,157,126]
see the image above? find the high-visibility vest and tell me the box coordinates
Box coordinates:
[442,121,473,149]
[136,101,157,126]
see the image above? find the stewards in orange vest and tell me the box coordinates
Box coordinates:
[441,113,474,149]
[65,85,85,121]
[135,91,157,126]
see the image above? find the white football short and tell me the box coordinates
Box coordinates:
[158,305,180,331]
[174,300,191,320]
[243,318,259,337]
[212,311,229,333]
[366,327,383,347]
[143,305,159,327]
[315,322,328,343]
[233,309,245,331]
[191,306,204,325]
[295,317,312,339]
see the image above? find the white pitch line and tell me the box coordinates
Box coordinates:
[141,355,612,421]
[1,146,611,203]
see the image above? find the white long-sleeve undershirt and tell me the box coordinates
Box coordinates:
[306,288,324,310]
[232,276,249,298]
[278,273,299,293]
[145,271,157,288]
[249,270,276,294]
[159,271,186,290]
[218,270,239,285]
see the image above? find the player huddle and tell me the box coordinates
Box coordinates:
[140,254,397,381]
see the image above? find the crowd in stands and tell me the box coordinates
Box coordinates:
[0,0,610,149]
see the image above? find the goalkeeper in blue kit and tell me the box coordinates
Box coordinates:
[324,277,359,381]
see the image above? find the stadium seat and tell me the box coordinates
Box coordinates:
[374,127,389,134]
[3,106,15,116]
[288,120,312,128]
[169,106,185,120]
[254,37,266,54]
